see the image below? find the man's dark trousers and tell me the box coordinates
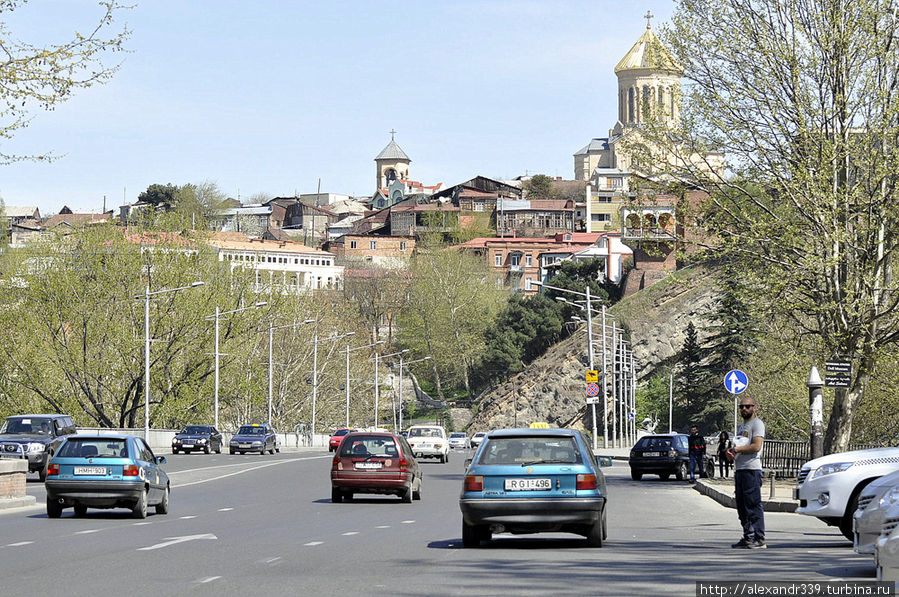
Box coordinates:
[734,469,765,540]
[689,452,704,480]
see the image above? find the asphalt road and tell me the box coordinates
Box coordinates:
[0,449,877,596]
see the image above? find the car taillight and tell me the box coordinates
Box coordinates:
[332,456,343,471]
[123,465,139,476]
[47,463,59,476]
[576,474,597,490]
[399,459,409,472]
[464,475,483,491]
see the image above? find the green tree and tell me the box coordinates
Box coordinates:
[0,1,129,163]
[650,1,899,452]
[138,183,180,210]
[171,181,229,227]
[674,321,704,430]
[523,174,555,200]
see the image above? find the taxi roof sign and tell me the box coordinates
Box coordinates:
[529,422,550,429]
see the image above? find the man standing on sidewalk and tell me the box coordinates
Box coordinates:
[727,396,766,549]
[688,425,706,483]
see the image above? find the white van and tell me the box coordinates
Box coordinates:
[406,425,449,463]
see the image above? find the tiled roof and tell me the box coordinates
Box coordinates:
[44,212,112,228]
[374,139,410,161]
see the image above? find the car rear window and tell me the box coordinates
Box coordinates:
[339,435,400,458]
[477,436,581,465]
[237,426,265,435]
[450,433,466,438]
[58,438,128,458]
[636,437,673,450]
[408,427,442,438]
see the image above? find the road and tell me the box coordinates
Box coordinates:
[0,448,877,596]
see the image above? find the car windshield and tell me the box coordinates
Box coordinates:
[477,436,581,465]
[58,439,128,458]
[408,428,441,438]
[181,426,211,434]
[237,426,265,435]
[333,429,350,437]
[636,437,673,450]
[450,433,466,439]
[0,417,53,435]
[338,435,399,458]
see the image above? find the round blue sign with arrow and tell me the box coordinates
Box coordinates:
[724,369,748,394]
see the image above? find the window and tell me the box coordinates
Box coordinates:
[592,214,611,222]
[565,233,572,241]
[474,203,484,212]
[400,241,407,251]
[608,177,622,188]
[525,254,533,267]
[525,278,533,291]
[370,241,377,250]
[350,240,357,249]
[494,254,502,267]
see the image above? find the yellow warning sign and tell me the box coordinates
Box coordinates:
[586,370,598,383]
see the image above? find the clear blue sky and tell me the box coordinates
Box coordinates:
[1,1,675,215]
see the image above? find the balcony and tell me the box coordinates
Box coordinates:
[509,264,523,273]
[622,227,676,241]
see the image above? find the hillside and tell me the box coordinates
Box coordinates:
[468,265,719,432]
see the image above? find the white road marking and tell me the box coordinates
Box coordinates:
[169,456,331,487]
[179,515,197,519]
[401,520,415,524]
[261,557,282,564]
[342,531,359,536]
[197,577,221,584]
[137,533,217,551]
[7,541,34,547]
[75,529,101,534]
[218,508,234,512]
[304,541,323,546]
[133,522,152,526]
[375,525,390,529]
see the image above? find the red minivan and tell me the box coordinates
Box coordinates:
[330,431,422,503]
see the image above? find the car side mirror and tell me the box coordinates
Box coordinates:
[596,455,613,468]
[156,456,167,465]
[464,458,472,469]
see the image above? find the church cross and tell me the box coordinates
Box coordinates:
[645,10,654,29]
[389,128,397,141]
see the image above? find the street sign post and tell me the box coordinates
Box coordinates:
[824,360,851,388]
[586,370,598,383]
[586,382,599,396]
[724,369,748,440]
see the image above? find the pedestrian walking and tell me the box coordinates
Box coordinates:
[717,431,733,478]
[726,397,766,549]
[688,425,706,483]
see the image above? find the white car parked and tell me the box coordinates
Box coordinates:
[794,447,899,539]
[407,425,450,463]
[875,508,899,583]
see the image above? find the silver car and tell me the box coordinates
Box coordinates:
[853,470,899,554]
[448,432,470,449]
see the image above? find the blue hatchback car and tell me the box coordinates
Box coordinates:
[45,435,170,519]
[459,428,612,547]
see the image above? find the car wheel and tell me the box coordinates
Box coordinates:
[412,476,422,501]
[586,509,605,547]
[239,451,244,455]
[275,446,280,453]
[840,492,861,541]
[675,462,687,481]
[229,449,235,455]
[630,469,643,481]
[445,452,449,464]
[39,460,48,482]
[659,473,670,481]
[401,485,413,503]
[331,487,343,503]
[705,459,715,479]
[462,521,480,548]
[46,497,63,519]
[73,503,87,517]
[132,488,148,519]
[172,449,179,455]
[156,486,170,515]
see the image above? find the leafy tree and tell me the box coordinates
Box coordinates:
[138,183,179,210]
[523,174,555,200]
[171,181,229,227]
[0,1,129,164]
[649,1,899,452]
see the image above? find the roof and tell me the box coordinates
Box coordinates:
[574,138,610,156]
[614,26,682,74]
[208,237,334,256]
[4,206,39,218]
[44,212,113,228]
[374,139,410,161]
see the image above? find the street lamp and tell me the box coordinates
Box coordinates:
[345,340,384,428]
[206,301,268,429]
[396,355,431,432]
[371,349,408,428]
[266,319,315,426]
[136,281,204,440]
[309,331,355,442]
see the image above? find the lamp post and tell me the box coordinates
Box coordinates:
[266,319,315,426]
[206,301,267,430]
[309,331,355,442]
[136,281,204,440]
[344,340,384,428]
[396,356,431,432]
[371,349,408,428]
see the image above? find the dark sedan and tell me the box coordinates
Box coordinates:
[459,428,612,547]
[45,435,170,519]
[628,433,691,481]
[172,425,223,454]
[229,424,278,455]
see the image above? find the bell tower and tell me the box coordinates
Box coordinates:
[374,130,411,190]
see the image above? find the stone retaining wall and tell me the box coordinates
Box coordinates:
[0,459,27,499]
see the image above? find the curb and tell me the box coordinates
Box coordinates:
[0,495,37,511]
[694,480,797,512]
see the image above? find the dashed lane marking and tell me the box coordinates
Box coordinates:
[304,541,323,546]
[74,529,101,534]
[342,532,359,536]
[169,456,331,488]
[133,522,152,526]
[375,525,390,529]
[218,508,234,512]
[179,515,197,519]
[197,577,221,584]
[6,541,34,547]
[401,520,415,524]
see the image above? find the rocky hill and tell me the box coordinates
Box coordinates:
[468,265,719,432]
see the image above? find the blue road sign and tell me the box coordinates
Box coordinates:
[724,369,748,394]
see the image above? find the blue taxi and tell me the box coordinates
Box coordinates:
[459,428,611,547]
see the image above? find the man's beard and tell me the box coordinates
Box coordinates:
[741,412,753,421]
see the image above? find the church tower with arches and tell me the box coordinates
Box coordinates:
[374,131,411,191]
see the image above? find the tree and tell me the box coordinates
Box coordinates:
[674,321,705,430]
[651,1,899,452]
[171,181,229,227]
[0,1,129,164]
[523,174,555,200]
[138,183,179,210]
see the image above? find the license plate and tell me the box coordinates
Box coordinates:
[182,443,194,447]
[642,452,660,457]
[74,466,107,476]
[505,478,551,491]
[239,443,251,448]
[355,462,382,469]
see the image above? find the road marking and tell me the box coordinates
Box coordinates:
[75,529,101,534]
[375,525,390,529]
[304,541,323,546]
[342,531,359,536]
[169,455,331,487]
[179,515,197,519]
[197,577,221,584]
[401,520,415,524]
[133,522,152,526]
[261,557,282,565]
[137,533,217,551]
[7,541,34,547]
[218,508,234,512]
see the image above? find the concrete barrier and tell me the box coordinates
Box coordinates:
[0,459,36,509]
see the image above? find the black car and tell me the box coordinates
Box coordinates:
[229,424,279,455]
[0,414,78,481]
[628,433,691,481]
[172,425,223,454]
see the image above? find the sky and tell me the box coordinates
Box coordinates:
[0,0,676,215]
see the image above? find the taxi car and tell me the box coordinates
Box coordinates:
[172,425,223,454]
[229,423,278,455]
[459,428,612,547]
[330,431,421,503]
[44,434,170,519]
[407,425,449,463]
